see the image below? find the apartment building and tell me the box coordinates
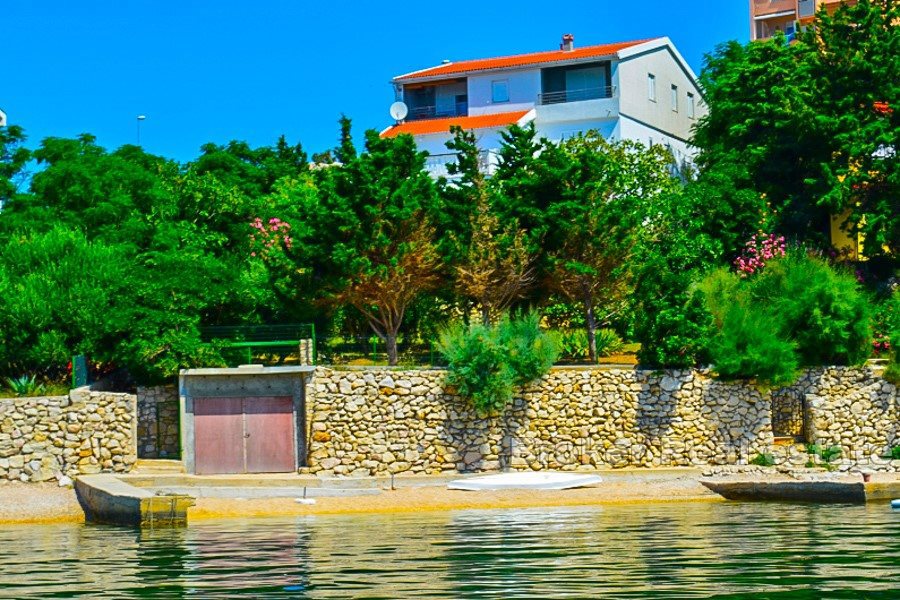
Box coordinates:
[750,0,857,40]
[381,36,705,177]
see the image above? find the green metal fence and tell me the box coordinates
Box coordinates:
[200,324,317,367]
[315,336,444,367]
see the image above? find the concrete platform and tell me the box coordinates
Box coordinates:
[700,475,900,504]
[75,474,195,527]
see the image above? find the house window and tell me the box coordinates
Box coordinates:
[492,80,509,103]
[687,92,695,119]
[671,85,678,112]
[648,74,656,102]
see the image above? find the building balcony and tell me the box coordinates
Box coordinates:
[406,101,468,121]
[752,0,797,18]
[424,149,498,178]
[537,86,616,106]
[534,88,619,125]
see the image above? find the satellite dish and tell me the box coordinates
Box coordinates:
[0,108,6,127]
[390,101,409,122]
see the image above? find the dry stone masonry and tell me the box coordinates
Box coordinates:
[802,368,898,461]
[305,366,897,476]
[137,385,180,459]
[0,386,137,483]
[305,367,779,476]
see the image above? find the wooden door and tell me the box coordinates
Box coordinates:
[194,397,244,475]
[244,396,296,473]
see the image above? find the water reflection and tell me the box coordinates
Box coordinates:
[0,503,898,598]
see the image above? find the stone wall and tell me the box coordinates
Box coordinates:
[136,386,180,459]
[803,368,898,459]
[305,368,776,476]
[0,386,137,483]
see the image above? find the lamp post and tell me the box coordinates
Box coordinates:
[136,114,146,145]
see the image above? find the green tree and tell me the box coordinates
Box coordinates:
[548,134,679,362]
[0,125,30,207]
[288,122,441,365]
[806,0,900,257]
[439,127,535,325]
[694,0,899,257]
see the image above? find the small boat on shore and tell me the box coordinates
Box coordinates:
[448,472,603,491]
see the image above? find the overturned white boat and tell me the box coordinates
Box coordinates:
[448,471,602,491]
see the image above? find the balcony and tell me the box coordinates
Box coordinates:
[406,101,468,121]
[537,86,616,106]
[752,0,797,17]
[424,150,497,178]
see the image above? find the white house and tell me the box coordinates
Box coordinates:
[381,35,706,176]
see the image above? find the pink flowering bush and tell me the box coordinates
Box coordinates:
[248,217,293,259]
[733,233,786,276]
[873,336,891,356]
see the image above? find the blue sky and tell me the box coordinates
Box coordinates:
[4,1,748,162]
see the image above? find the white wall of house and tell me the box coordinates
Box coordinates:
[617,40,705,144]
[467,69,541,116]
[395,38,706,170]
[536,119,618,143]
[618,114,696,166]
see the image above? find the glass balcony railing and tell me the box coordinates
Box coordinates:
[537,86,616,106]
[406,101,468,121]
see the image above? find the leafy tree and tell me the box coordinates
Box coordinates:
[0,125,30,207]
[631,188,722,368]
[806,0,900,257]
[286,122,441,365]
[547,134,678,362]
[192,135,308,199]
[0,227,130,378]
[694,0,899,257]
[439,127,535,325]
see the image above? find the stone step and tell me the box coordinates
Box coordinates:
[773,436,804,447]
[133,459,185,474]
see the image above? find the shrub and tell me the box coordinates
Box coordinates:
[495,314,559,385]
[559,329,589,360]
[559,328,622,361]
[750,453,776,467]
[753,252,871,367]
[806,444,842,467]
[438,324,513,413]
[705,304,799,387]
[698,250,872,386]
[595,328,625,357]
[5,375,45,397]
[439,314,559,413]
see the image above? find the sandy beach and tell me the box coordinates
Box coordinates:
[0,482,84,524]
[0,472,719,525]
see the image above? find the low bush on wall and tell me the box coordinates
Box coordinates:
[439,313,559,413]
[699,249,872,387]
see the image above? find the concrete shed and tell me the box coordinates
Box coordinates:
[179,366,314,475]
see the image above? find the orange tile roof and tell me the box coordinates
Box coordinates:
[396,38,657,82]
[381,110,532,138]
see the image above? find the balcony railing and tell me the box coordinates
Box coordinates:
[425,150,496,177]
[537,86,616,106]
[752,0,797,17]
[406,101,468,121]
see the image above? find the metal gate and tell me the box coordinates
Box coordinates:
[771,390,806,440]
[194,396,296,475]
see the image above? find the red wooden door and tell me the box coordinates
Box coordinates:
[194,397,244,475]
[244,396,296,473]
